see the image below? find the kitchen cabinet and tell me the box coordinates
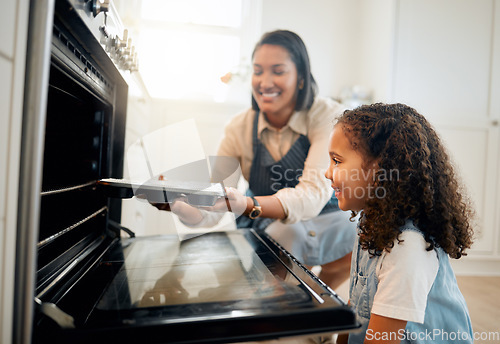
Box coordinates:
[0,56,11,344]
[0,0,16,58]
[391,0,500,274]
[0,0,30,343]
[0,58,10,224]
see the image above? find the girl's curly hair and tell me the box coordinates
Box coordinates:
[337,103,475,258]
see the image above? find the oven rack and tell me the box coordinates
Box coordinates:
[35,232,116,301]
[37,206,107,249]
[35,203,110,294]
[41,180,97,197]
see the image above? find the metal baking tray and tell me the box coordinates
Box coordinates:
[97,178,225,206]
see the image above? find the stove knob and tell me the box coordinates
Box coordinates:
[93,0,110,17]
[124,38,133,56]
[130,54,139,72]
[118,29,128,48]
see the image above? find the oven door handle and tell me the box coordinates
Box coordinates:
[34,298,75,329]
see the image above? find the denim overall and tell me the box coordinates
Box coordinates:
[237,112,356,266]
[348,220,474,344]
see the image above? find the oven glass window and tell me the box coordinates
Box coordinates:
[96,230,310,311]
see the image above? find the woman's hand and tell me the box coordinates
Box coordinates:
[203,187,247,218]
[151,187,250,224]
[151,197,204,225]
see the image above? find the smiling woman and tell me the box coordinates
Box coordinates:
[114,0,261,102]
[251,44,299,128]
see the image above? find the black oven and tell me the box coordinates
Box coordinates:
[15,1,360,343]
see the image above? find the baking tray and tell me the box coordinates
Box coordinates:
[97,178,225,206]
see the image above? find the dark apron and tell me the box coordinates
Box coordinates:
[237,112,338,230]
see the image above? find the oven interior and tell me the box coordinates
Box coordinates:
[33,4,128,338]
[37,60,112,295]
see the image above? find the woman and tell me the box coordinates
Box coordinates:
[160,30,356,289]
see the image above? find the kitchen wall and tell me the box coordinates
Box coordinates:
[149,0,397,154]
[260,0,396,102]
[261,0,360,99]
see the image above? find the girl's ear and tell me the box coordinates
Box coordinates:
[298,79,304,90]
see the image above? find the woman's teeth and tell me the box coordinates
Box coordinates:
[262,92,279,97]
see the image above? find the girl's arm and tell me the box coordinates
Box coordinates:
[364,314,407,344]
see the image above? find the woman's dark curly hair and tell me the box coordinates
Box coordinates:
[336,103,475,259]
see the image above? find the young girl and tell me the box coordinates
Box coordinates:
[325,103,475,344]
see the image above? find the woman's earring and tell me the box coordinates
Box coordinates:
[298,80,304,90]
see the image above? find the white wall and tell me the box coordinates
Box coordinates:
[150,99,247,156]
[260,0,396,102]
[146,0,397,140]
[356,0,396,102]
[147,0,391,154]
[261,0,360,99]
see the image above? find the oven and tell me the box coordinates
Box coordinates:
[15,1,360,343]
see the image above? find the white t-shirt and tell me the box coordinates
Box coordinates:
[371,230,439,324]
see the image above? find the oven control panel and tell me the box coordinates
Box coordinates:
[69,0,138,72]
[103,28,139,72]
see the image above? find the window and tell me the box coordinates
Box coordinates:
[126,0,261,103]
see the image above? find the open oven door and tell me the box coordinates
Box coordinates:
[34,228,360,344]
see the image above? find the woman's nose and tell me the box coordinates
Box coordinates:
[259,71,274,88]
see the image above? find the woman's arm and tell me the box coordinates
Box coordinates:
[274,100,339,223]
[209,187,286,220]
[336,333,349,344]
[152,199,205,225]
[364,314,407,344]
[253,194,286,220]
